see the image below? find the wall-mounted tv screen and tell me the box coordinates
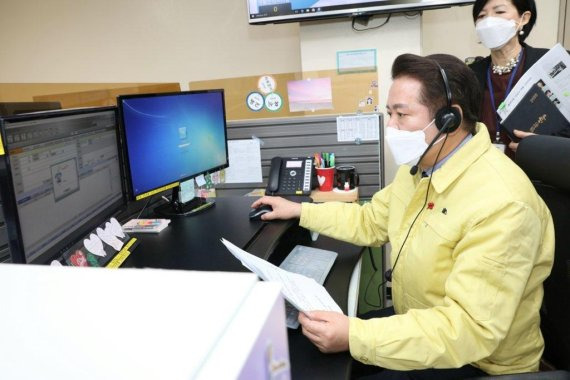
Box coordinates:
[247,0,475,24]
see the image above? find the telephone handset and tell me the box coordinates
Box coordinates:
[266,156,315,196]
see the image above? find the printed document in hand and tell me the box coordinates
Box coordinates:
[221,238,342,313]
[497,43,570,122]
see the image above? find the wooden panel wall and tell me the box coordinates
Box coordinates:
[0,83,180,108]
[190,69,379,121]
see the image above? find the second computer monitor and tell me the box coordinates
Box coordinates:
[117,90,229,216]
[0,107,125,263]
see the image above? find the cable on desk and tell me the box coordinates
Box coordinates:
[135,195,153,219]
[363,246,382,308]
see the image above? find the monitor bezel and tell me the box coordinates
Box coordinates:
[0,101,62,117]
[247,0,475,24]
[0,106,127,264]
[116,89,230,202]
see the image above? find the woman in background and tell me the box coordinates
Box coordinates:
[469,0,569,157]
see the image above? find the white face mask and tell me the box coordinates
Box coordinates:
[385,119,443,166]
[475,16,519,50]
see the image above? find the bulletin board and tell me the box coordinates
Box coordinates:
[0,83,180,109]
[189,69,379,121]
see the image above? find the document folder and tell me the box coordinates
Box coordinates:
[501,82,570,142]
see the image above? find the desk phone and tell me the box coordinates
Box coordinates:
[265,156,314,196]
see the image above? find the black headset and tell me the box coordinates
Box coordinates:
[409,62,463,176]
[434,62,462,132]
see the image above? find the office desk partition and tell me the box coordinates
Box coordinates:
[123,196,362,379]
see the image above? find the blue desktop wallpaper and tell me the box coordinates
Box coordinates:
[121,92,227,196]
[290,1,318,9]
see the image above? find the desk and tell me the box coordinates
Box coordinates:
[122,196,362,379]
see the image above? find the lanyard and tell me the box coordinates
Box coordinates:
[486,49,523,142]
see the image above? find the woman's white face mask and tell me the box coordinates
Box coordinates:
[475,16,521,50]
[385,119,443,166]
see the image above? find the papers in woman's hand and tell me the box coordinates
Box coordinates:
[220,238,342,314]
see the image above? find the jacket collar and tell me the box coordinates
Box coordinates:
[429,123,491,194]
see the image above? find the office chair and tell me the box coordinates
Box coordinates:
[470,135,570,379]
[517,135,570,372]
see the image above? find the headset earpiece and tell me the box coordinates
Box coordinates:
[435,106,462,132]
[434,63,462,133]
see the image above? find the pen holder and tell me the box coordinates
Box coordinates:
[316,167,335,192]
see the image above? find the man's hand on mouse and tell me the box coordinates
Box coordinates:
[251,196,302,221]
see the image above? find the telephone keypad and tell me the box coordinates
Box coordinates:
[280,167,306,193]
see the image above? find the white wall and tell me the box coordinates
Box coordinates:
[299,14,422,183]
[0,0,302,88]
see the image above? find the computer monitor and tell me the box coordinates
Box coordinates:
[247,0,475,24]
[117,90,229,217]
[0,102,62,116]
[0,107,125,264]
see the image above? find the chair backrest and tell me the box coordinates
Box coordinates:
[516,135,570,370]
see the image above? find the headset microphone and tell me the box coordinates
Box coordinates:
[409,116,455,175]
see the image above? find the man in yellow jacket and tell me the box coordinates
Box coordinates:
[252,53,554,379]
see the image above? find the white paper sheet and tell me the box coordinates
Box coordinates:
[224,139,263,184]
[195,174,206,187]
[336,114,380,142]
[221,238,342,313]
[497,44,570,122]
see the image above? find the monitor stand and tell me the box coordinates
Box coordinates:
[155,187,215,217]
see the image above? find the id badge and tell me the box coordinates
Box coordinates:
[493,143,506,152]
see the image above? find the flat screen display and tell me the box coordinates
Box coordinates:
[247,0,475,24]
[117,90,229,201]
[0,107,125,263]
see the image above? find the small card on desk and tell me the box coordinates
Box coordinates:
[501,82,570,141]
[122,218,171,233]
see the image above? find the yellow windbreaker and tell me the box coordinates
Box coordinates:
[299,124,554,375]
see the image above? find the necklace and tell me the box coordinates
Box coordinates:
[492,55,519,75]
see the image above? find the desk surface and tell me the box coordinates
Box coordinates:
[123,196,361,379]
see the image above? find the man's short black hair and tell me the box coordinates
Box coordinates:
[391,53,481,133]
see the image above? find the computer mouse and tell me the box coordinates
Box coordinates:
[249,204,273,221]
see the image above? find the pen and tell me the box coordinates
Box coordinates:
[330,153,335,167]
[314,153,321,168]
